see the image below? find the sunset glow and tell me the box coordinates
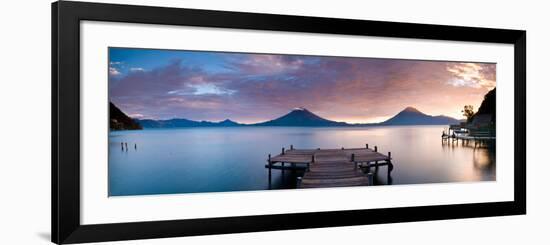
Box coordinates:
[109,48,496,123]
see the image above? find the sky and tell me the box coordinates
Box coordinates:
[108,48,496,124]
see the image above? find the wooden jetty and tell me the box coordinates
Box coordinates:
[442,128,495,148]
[266,145,393,189]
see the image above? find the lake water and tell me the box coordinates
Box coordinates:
[108,126,496,196]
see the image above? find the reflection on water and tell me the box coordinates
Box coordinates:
[108,126,496,196]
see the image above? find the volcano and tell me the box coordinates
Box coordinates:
[254,107,348,127]
[381,106,459,125]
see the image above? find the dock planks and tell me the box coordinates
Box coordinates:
[300,162,369,188]
[267,147,392,189]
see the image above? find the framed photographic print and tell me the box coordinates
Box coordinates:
[52,1,526,244]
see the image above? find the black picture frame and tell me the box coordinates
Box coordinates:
[52,1,526,244]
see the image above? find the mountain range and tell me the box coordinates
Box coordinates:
[119,106,460,129]
[137,118,241,128]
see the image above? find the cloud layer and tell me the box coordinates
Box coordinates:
[109,48,496,123]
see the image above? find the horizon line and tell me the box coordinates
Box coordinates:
[129,106,463,125]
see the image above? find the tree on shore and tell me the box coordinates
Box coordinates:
[462,105,475,123]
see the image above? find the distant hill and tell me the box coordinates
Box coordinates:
[473,88,496,124]
[381,106,460,125]
[217,119,241,127]
[109,102,142,130]
[137,118,241,128]
[253,107,348,127]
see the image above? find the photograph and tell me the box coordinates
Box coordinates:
[108,47,496,196]
[0,0,539,244]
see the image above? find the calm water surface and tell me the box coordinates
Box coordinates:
[108,126,495,196]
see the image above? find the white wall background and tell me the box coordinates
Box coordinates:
[0,0,547,244]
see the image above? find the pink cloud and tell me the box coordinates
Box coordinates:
[109,52,496,123]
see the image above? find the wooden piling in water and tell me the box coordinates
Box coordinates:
[374,146,378,152]
[307,155,314,172]
[268,154,272,185]
[366,161,371,173]
[387,151,393,179]
[367,172,373,185]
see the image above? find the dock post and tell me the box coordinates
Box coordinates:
[282,147,285,155]
[351,153,356,169]
[268,154,272,188]
[308,155,314,172]
[366,143,369,149]
[374,146,378,152]
[367,172,373,185]
[290,144,294,150]
[366,161,371,173]
[387,153,394,182]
